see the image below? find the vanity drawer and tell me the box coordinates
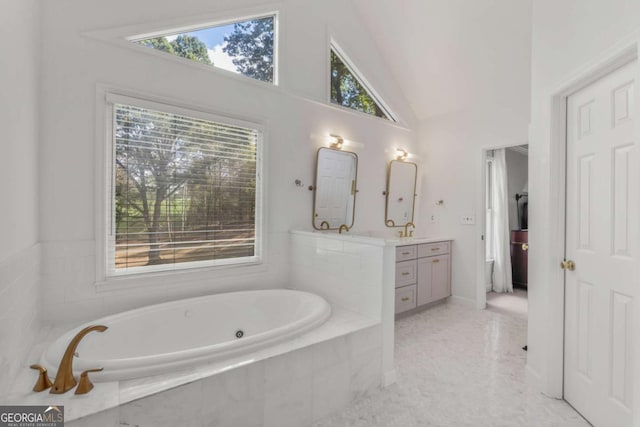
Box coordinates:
[395,285,417,314]
[418,241,450,258]
[396,245,417,262]
[395,260,417,288]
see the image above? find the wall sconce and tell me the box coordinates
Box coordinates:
[395,148,409,161]
[329,134,344,150]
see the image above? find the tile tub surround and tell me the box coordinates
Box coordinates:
[289,230,454,388]
[314,301,587,426]
[7,307,379,423]
[0,243,41,397]
[64,324,382,427]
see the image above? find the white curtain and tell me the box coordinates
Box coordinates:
[491,149,513,293]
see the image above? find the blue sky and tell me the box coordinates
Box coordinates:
[165,24,239,73]
[185,25,232,49]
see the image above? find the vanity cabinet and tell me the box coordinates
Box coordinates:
[394,241,451,314]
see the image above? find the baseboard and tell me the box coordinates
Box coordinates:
[382,369,397,387]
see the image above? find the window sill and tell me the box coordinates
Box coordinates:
[94,260,267,294]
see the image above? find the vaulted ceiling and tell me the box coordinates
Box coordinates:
[353,0,532,121]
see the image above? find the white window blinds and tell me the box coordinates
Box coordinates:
[111,99,260,275]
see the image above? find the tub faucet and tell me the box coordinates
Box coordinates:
[50,325,108,394]
[404,222,415,238]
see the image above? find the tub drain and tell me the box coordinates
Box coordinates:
[235,330,244,339]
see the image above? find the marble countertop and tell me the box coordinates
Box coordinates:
[384,236,454,247]
[290,230,453,247]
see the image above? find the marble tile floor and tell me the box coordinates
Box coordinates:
[486,289,528,319]
[314,301,589,427]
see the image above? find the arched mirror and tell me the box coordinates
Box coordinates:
[312,147,358,230]
[385,160,417,227]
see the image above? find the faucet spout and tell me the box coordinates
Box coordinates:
[50,325,108,394]
[338,224,350,234]
[404,222,416,237]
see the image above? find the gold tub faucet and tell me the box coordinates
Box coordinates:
[50,325,108,394]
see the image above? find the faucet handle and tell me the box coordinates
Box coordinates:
[30,364,53,392]
[74,368,103,395]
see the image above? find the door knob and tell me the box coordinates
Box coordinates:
[522,243,529,251]
[561,260,576,271]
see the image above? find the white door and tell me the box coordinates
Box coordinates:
[565,60,638,426]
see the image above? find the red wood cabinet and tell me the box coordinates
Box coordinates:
[510,230,528,288]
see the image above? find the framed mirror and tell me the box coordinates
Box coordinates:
[385,160,417,227]
[312,147,358,230]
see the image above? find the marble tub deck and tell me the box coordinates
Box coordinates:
[315,301,589,427]
[8,307,378,424]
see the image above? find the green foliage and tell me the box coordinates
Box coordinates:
[223,17,274,82]
[114,105,257,267]
[138,35,212,65]
[330,50,388,120]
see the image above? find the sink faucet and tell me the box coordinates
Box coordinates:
[338,224,350,234]
[50,325,108,394]
[320,221,330,230]
[404,222,415,238]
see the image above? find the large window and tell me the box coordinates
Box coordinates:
[330,46,395,121]
[131,15,276,83]
[108,96,261,276]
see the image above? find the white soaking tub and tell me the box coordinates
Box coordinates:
[40,289,331,382]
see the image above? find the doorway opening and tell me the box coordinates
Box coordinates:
[483,145,529,320]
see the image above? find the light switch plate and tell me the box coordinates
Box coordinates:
[461,215,475,225]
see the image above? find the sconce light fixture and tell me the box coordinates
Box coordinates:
[395,148,409,161]
[329,134,344,149]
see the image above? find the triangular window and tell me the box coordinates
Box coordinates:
[131,15,276,84]
[330,46,395,121]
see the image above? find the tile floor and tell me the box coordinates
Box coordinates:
[315,296,589,426]
[486,289,528,319]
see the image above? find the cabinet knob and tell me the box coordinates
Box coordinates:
[522,243,529,251]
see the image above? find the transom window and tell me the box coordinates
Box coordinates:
[108,95,261,276]
[131,15,276,84]
[330,45,395,121]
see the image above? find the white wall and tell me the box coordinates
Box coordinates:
[505,148,528,231]
[412,0,532,305]
[0,0,41,397]
[38,0,418,325]
[528,0,640,397]
[417,110,531,302]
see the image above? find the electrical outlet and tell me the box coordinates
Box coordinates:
[429,213,438,223]
[461,215,475,225]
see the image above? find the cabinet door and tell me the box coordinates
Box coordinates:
[417,254,451,306]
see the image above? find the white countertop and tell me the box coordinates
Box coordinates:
[384,236,454,247]
[290,230,453,247]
